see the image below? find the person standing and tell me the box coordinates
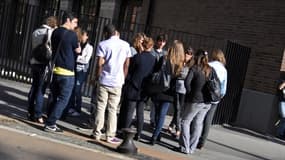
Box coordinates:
[67,29,94,116]
[167,46,194,139]
[149,33,168,128]
[28,16,58,123]
[123,37,156,141]
[148,40,185,145]
[197,49,227,149]
[179,49,212,154]
[92,24,132,144]
[44,12,81,132]
[277,81,285,140]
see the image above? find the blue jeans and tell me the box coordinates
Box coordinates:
[277,102,285,137]
[28,64,46,118]
[152,102,170,139]
[46,75,74,126]
[65,70,87,113]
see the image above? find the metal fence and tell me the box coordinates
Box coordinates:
[0,1,251,125]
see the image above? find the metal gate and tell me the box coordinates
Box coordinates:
[213,41,251,124]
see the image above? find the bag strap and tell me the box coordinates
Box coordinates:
[51,30,68,65]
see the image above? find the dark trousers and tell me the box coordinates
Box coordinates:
[46,75,74,126]
[124,100,145,137]
[199,103,218,146]
[28,64,46,119]
[169,93,185,132]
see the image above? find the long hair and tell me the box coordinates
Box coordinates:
[142,37,154,50]
[194,49,211,78]
[133,32,146,53]
[211,48,226,66]
[166,40,185,76]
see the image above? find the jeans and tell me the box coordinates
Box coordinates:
[124,100,145,137]
[46,75,74,126]
[64,70,87,115]
[169,93,185,131]
[93,84,122,138]
[180,102,211,153]
[152,102,170,139]
[28,64,46,119]
[277,102,285,137]
[199,103,218,146]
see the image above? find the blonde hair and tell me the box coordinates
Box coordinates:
[133,32,146,53]
[211,48,226,66]
[166,40,185,76]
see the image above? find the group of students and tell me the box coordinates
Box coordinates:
[28,13,93,132]
[27,12,228,155]
[114,31,228,154]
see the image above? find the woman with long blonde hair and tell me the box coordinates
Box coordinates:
[148,40,185,145]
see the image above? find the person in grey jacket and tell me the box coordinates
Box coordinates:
[167,46,194,139]
[27,16,58,123]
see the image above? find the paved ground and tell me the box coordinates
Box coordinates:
[1,78,285,160]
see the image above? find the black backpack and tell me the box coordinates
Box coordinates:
[204,67,222,102]
[31,28,52,64]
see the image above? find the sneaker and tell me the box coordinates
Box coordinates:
[106,137,121,144]
[70,111,80,117]
[90,134,101,141]
[44,125,63,133]
[68,108,76,114]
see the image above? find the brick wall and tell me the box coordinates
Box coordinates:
[145,0,285,94]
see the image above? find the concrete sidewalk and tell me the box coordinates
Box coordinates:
[0,78,285,160]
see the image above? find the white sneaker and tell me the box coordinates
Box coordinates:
[106,137,121,144]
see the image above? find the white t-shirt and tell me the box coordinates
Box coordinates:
[96,36,132,87]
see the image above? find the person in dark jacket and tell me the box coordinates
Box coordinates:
[178,49,212,154]
[123,37,156,141]
[148,40,185,145]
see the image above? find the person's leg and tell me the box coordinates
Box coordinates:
[105,86,122,139]
[74,71,86,113]
[189,103,211,153]
[93,84,109,139]
[45,76,74,127]
[179,103,200,154]
[149,101,156,127]
[124,100,137,128]
[277,101,285,137]
[168,93,179,131]
[33,65,46,120]
[151,102,170,143]
[28,65,40,119]
[198,103,218,148]
[136,101,145,138]
[175,93,184,135]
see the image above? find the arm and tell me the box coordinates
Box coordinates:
[184,68,194,93]
[279,81,285,90]
[95,56,105,81]
[221,71,228,97]
[123,57,130,78]
[77,44,93,64]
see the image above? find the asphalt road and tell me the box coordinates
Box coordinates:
[0,128,128,160]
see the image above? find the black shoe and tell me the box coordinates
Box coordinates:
[134,134,140,141]
[157,134,161,142]
[196,142,204,150]
[150,139,156,145]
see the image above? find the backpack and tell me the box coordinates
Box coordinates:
[144,58,171,96]
[204,67,222,102]
[31,28,52,64]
